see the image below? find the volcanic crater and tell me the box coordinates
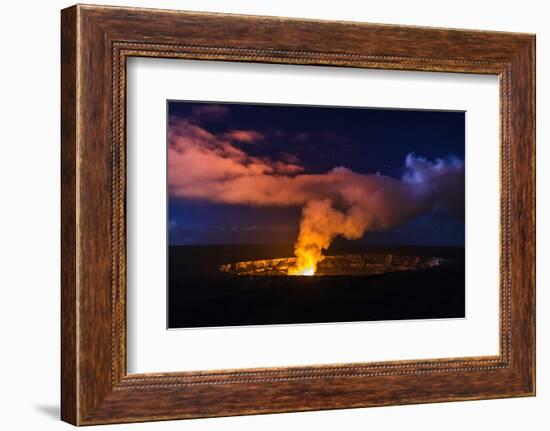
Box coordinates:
[219,253,443,277]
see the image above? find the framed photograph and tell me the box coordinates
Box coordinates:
[61,4,535,425]
[165,100,467,329]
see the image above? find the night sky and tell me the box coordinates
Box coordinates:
[168,101,465,246]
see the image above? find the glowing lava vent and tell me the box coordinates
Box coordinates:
[219,254,443,277]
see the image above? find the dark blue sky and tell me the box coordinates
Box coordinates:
[168,101,465,246]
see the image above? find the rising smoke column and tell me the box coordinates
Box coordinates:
[286,155,464,275]
[168,114,465,275]
[287,199,369,275]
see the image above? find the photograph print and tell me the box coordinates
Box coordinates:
[167,101,465,329]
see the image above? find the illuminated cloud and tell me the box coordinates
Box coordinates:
[222,130,265,144]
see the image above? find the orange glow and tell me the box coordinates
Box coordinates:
[288,266,315,276]
[287,243,323,276]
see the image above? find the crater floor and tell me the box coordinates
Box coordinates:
[219,253,443,276]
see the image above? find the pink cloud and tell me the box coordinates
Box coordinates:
[169,117,462,217]
[168,118,304,204]
[222,130,265,144]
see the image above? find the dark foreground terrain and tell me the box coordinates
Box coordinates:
[168,244,465,328]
